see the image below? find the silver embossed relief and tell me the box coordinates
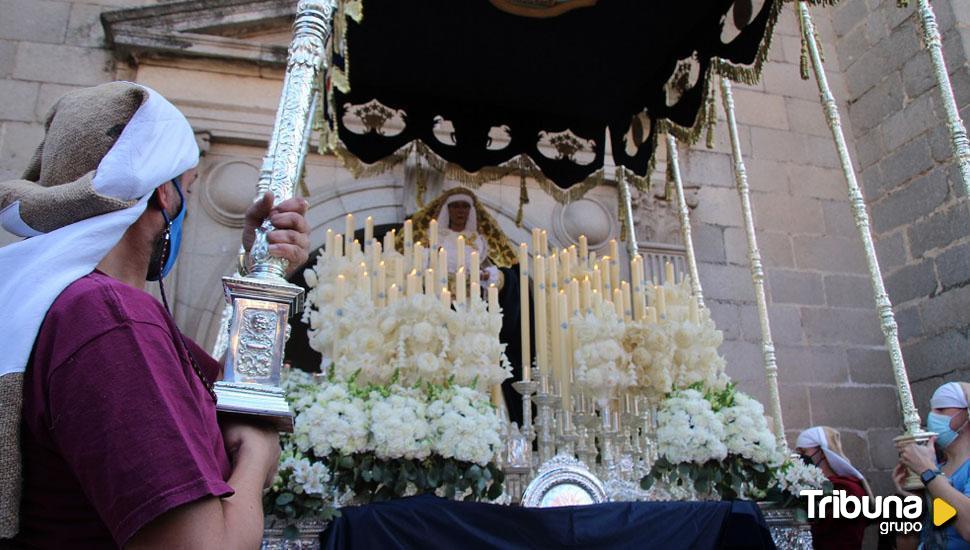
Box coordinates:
[238,308,279,378]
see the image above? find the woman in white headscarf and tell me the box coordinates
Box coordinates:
[436,190,501,287]
[896,381,970,549]
[795,426,871,549]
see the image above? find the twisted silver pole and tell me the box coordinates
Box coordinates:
[249,0,335,281]
[798,2,925,439]
[666,133,705,307]
[617,168,639,257]
[720,77,785,443]
[914,0,970,196]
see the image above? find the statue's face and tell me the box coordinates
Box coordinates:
[447,200,471,231]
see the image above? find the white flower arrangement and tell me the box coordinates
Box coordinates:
[655,388,728,465]
[773,458,829,496]
[718,392,785,467]
[303,254,511,391]
[571,299,635,400]
[625,280,728,402]
[427,386,504,466]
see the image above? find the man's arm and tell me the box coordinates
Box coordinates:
[127,422,280,549]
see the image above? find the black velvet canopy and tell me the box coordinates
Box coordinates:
[324,0,793,192]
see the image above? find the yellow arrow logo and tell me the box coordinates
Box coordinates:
[934,498,957,527]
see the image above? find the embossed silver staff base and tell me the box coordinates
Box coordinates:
[217,275,305,434]
[216,383,294,433]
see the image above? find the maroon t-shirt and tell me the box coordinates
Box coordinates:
[12,271,233,548]
[811,475,869,550]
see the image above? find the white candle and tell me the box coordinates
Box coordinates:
[404,220,414,269]
[456,267,466,306]
[407,270,419,297]
[471,281,481,303]
[345,213,354,250]
[654,285,666,317]
[488,284,499,313]
[388,283,400,305]
[592,264,603,296]
[578,235,588,267]
[441,288,451,307]
[613,288,623,317]
[325,229,335,258]
[631,255,643,319]
[568,279,580,318]
[665,261,675,285]
[621,281,632,321]
[429,219,438,252]
[370,240,381,271]
[601,256,611,294]
[394,256,404,289]
[558,291,571,409]
[470,250,480,283]
[534,255,547,390]
[364,216,374,245]
[456,235,466,271]
[581,277,591,312]
[540,230,548,256]
[646,305,658,324]
[413,242,424,271]
[519,243,531,382]
[424,268,434,296]
[377,261,387,306]
[438,247,448,288]
[334,233,344,258]
[532,227,541,255]
[383,228,395,254]
[359,270,371,300]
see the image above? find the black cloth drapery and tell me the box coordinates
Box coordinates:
[320,494,776,549]
[329,0,783,191]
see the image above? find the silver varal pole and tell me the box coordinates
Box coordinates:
[798,2,930,452]
[666,133,705,307]
[616,168,639,258]
[216,0,335,432]
[720,77,785,443]
[914,0,970,196]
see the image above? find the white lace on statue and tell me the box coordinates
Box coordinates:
[436,192,500,287]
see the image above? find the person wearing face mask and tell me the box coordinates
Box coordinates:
[896,382,970,550]
[0,82,311,548]
[796,426,873,549]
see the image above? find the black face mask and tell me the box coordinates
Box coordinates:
[802,450,824,468]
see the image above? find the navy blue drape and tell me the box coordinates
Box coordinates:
[321,494,776,550]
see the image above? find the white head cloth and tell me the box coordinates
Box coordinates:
[436,191,487,273]
[931,382,969,409]
[796,426,867,483]
[436,192,478,237]
[0,84,199,377]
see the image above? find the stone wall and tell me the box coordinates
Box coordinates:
[4,0,966,499]
[828,0,970,468]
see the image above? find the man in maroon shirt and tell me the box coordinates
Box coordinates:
[0,82,311,548]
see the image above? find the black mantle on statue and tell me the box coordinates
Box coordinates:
[320,494,776,550]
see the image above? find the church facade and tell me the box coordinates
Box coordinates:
[1,0,968,495]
